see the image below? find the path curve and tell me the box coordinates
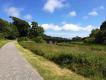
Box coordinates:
[0,41,43,80]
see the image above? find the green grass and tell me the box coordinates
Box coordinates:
[16,42,89,80]
[18,41,106,80]
[0,40,9,48]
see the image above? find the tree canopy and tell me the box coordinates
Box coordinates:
[29,21,44,38]
[100,20,106,31]
[0,18,18,39]
[10,16,30,37]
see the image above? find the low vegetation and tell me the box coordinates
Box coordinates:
[19,41,106,80]
[0,40,9,48]
[17,42,89,80]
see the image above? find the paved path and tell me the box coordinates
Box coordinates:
[0,42,43,80]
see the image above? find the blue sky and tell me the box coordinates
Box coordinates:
[0,0,106,38]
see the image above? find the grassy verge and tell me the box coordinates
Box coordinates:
[18,41,106,80]
[0,40,9,48]
[16,42,89,80]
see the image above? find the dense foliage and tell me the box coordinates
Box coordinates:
[10,16,30,37]
[85,20,106,44]
[0,18,18,39]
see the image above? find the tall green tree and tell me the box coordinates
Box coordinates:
[100,20,106,31]
[0,18,9,32]
[29,21,44,38]
[0,18,18,39]
[29,21,45,43]
[100,20,106,44]
[90,29,100,38]
[6,23,19,39]
[10,16,30,37]
[88,20,106,44]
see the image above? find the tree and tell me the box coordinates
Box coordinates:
[0,18,9,33]
[0,18,18,39]
[87,20,106,44]
[94,30,103,43]
[100,20,106,44]
[28,21,45,43]
[90,29,100,38]
[72,36,82,41]
[0,18,8,39]
[32,21,38,28]
[6,23,18,39]
[29,21,44,38]
[87,29,103,43]
[100,20,106,31]
[10,16,30,37]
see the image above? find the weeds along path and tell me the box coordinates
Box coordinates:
[0,41,43,80]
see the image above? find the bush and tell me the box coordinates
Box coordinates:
[32,49,44,56]
[33,36,46,43]
[84,37,95,43]
[0,33,4,39]
[18,37,29,41]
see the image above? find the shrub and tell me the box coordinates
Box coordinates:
[18,37,29,41]
[33,36,46,43]
[84,37,95,43]
[32,49,44,56]
[0,33,4,39]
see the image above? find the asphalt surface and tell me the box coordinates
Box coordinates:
[0,42,43,80]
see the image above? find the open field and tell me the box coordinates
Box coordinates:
[17,42,89,80]
[18,41,106,80]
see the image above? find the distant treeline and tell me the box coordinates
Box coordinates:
[43,35,71,43]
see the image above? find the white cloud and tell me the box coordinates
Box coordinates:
[4,6,33,20]
[24,14,32,20]
[42,23,95,32]
[62,24,80,31]
[83,5,104,19]
[43,0,65,13]
[88,11,98,16]
[69,11,77,17]
[42,24,62,31]
[4,6,22,17]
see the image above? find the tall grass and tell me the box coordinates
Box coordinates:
[19,41,106,80]
[17,43,89,80]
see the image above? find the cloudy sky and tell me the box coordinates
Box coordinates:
[0,0,106,38]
